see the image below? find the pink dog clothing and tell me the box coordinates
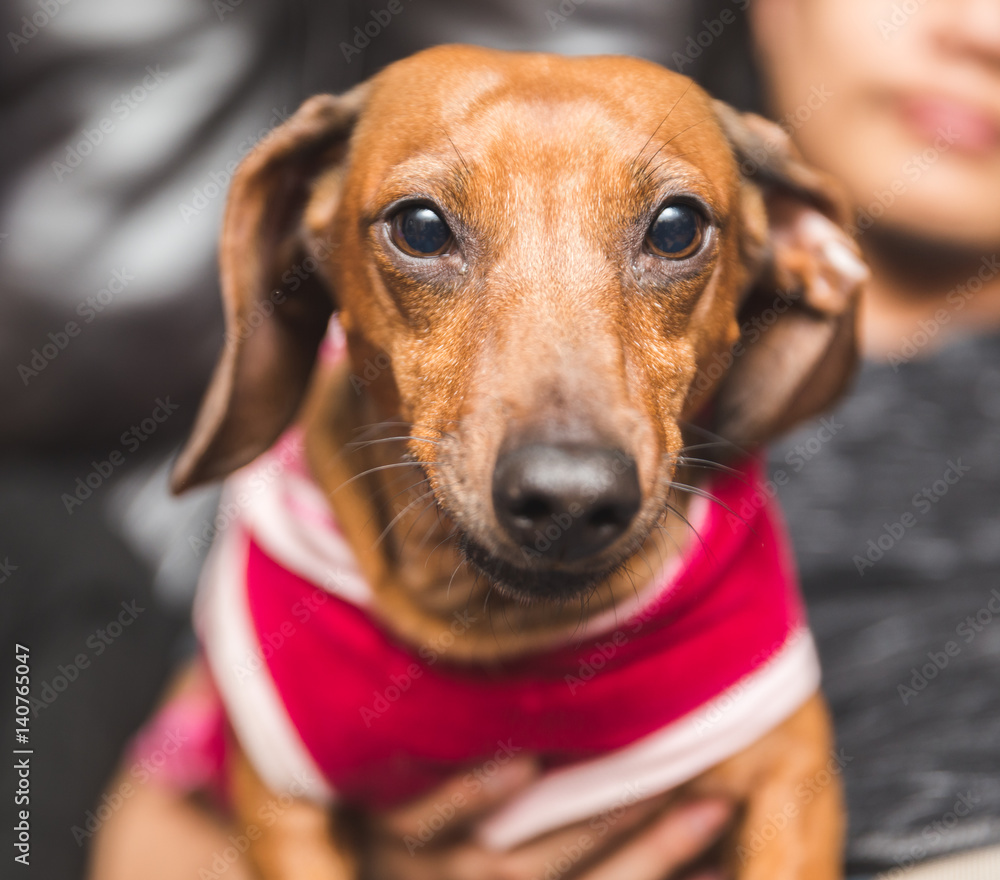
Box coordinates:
[195,428,820,850]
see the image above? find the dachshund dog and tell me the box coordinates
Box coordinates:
[172,45,867,880]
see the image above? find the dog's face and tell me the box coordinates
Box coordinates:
[173,46,866,604]
[330,51,760,599]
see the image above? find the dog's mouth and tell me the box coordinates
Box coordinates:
[415,440,652,603]
[457,532,628,603]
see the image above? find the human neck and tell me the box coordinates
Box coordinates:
[857,227,1000,361]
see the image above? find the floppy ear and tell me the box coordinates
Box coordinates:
[171,89,367,492]
[708,104,868,448]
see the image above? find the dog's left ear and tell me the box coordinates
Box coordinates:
[171,89,368,493]
[708,103,868,448]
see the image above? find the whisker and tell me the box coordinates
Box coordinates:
[361,475,430,533]
[448,557,465,601]
[672,455,749,483]
[673,454,741,473]
[483,585,499,646]
[350,421,410,442]
[333,460,431,495]
[414,499,450,550]
[668,481,737,516]
[678,421,750,457]
[397,494,441,555]
[673,440,737,455]
[653,116,712,159]
[637,116,714,188]
[463,566,477,617]
[634,544,657,583]
[635,78,695,173]
[498,589,515,634]
[349,418,457,441]
[651,520,685,561]
[350,419,440,432]
[445,131,473,177]
[362,466,428,517]
[669,483,756,544]
[345,435,443,450]
[423,523,458,566]
[573,592,589,640]
[373,489,437,548]
[664,497,714,561]
[608,577,624,631]
[642,147,708,180]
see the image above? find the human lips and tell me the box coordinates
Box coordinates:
[897,95,1000,156]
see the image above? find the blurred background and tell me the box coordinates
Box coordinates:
[2,1,998,878]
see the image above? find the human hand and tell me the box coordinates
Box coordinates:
[361,757,733,880]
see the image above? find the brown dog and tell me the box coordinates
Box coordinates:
[172,45,866,879]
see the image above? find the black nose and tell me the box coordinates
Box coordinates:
[492,444,641,563]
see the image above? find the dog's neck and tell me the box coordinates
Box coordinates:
[301,364,697,664]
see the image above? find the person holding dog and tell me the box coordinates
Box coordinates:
[83,1,1000,879]
[750,0,1000,876]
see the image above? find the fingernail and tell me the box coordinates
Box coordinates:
[683,799,732,835]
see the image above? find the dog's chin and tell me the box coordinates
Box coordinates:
[458,534,620,604]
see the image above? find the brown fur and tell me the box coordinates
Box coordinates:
[173,45,866,878]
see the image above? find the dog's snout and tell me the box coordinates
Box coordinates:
[492,444,641,563]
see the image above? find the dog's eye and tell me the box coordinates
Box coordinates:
[645,204,705,259]
[390,205,453,257]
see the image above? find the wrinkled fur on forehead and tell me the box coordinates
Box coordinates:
[343,46,742,209]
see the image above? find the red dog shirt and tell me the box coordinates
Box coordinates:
[196,428,819,850]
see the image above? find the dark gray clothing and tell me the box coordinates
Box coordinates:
[771,329,1000,873]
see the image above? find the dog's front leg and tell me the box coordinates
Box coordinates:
[724,694,846,880]
[230,747,357,880]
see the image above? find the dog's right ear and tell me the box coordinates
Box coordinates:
[171,88,368,493]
